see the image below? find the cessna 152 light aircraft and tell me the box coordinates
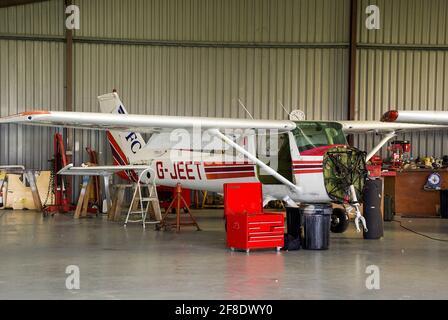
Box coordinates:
[1,92,447,232]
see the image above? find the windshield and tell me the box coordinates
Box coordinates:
[293,122,347,152]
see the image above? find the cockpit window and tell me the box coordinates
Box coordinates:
[293,122,347,152]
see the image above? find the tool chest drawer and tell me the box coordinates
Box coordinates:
[226,213,285,252]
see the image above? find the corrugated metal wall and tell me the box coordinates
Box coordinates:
[355,0,448,158]
[1,0,447,170]
[0,40,65,169]
[73,0,349,43]
[0,0,63,36]
[0,0,64,169]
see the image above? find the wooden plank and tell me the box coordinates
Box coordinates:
[5,174,36,210]
[81,179,93,217]
[149,185,162,221]
[0,171,5,209]
[26,171,42,212]
[108,184,129,221]
[113,186,126,222]
[107,189,118,221]
[74,177,89,219]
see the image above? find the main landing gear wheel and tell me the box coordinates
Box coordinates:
[330,208,349,233]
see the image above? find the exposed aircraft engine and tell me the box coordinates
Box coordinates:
[323,146,367,203]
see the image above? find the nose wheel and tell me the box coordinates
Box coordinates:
[330,208,349,233]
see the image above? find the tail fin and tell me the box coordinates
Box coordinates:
[98,92,146,168]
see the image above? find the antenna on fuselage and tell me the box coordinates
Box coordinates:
[279,101,292,119]
[238,98,254,120]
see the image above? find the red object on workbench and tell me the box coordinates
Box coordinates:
[224,183,284,252]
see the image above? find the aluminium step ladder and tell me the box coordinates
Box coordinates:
[124,168,162,228]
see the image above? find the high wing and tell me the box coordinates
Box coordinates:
[338,120,448,160]
[382,110,448,126]
[0,110,295,133]
[1,110,446,135]
[338,120,448,134]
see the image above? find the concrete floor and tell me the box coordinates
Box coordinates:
[0,209,447,300]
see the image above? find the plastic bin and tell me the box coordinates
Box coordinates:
[301,204,332,250]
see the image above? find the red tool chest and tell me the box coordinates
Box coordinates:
[226,213,284,252]
[224,183,284,252]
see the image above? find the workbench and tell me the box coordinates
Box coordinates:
[383,169,448,217]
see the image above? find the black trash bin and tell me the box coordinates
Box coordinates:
[363,178,384,239]
[284,207,302,250]
[286,207,301,238]
[301,204,332,250]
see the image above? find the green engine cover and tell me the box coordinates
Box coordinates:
[323,146,367,203]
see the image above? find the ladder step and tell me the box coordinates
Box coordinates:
[124,181,161,228]
[129,211,145,214]
[140,197,158,202]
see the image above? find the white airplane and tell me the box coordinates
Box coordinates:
[383,110,448,125]
[1,92,447,232]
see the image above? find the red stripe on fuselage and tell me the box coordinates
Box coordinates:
[293,165,323,169]
[204,166,255,173]
[293,160,323,164]
[205,172,255,180]
[204,162,253,167]
[293,169,323,174]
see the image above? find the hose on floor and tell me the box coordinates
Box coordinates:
[392,219,448,242]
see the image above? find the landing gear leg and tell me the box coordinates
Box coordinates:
[349,185,367,233]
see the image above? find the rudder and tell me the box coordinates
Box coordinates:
[98,92,145,180]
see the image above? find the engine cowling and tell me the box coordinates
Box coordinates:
[322,146,367,203]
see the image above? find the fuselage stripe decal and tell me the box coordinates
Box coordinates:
[293,165,323,169]
[204,166,255,173]
[294,169,323,174]
[204,162,254,167]
[205,172,256,180]
[293,161,323,164]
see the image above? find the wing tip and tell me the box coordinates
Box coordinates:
[0,110,51,122]
[381,110,399,122]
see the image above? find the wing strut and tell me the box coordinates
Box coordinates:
[209,129,301,194]
[366,131,396,162]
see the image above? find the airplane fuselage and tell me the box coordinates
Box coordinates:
[116,149,332,204]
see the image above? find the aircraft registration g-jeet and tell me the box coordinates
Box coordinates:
[1,92,447,232]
